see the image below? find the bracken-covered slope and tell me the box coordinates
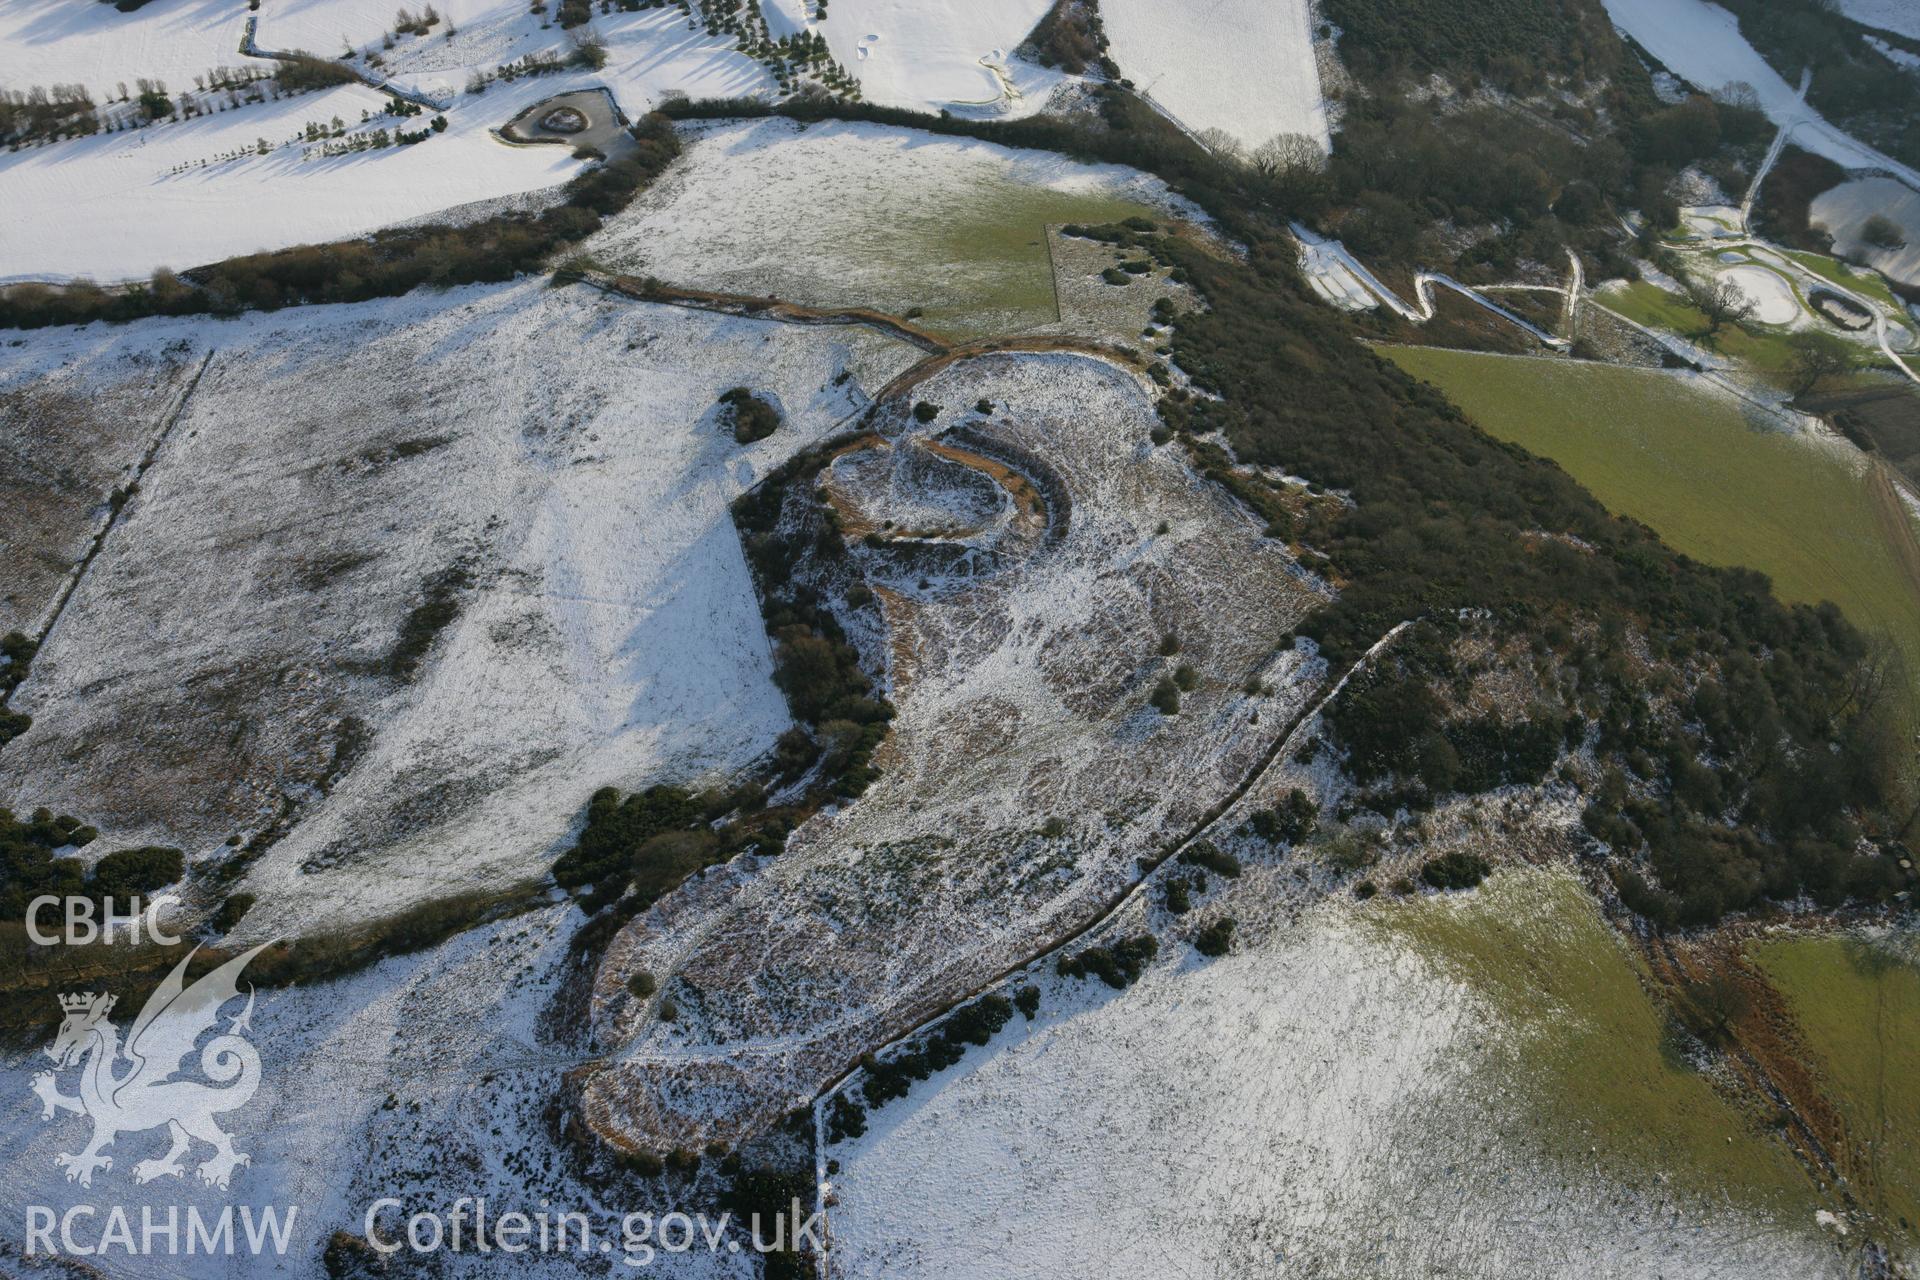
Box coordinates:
[0,328,202,636]
[581,348,1330,1147]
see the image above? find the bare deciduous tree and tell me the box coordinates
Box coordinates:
[1685,275,1756,333]
[1194,126,1244,165]
[1680,973,1751,1047]
[1785,330,1850,397]
[1250,131,1326,178]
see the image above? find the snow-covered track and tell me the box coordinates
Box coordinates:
[1291,223,1573,349]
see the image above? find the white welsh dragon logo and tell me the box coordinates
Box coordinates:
[32,943,271,1190]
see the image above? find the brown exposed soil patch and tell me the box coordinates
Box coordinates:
[871,584,923,704]
[817,438,890,539]
[922,439,1047,528]
[1638,933,1867,1219]
[606,277,950,353]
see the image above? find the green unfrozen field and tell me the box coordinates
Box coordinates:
[1379,346,1920,692]
[796,173,1155,336]
[1785,249,1907,313]
[582,120,1161,340]
[1369,869,1815,1213]
[1599,260,1906,387]
[1751,933,1920,1243]
[913,181,1155,336]
[1597,280,1811,381]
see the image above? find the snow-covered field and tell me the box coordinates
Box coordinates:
[828,871,1843,1279]
[1722,261,1800,324]
[1836,0,1920,41]
[0,279,922,937]
[1604,0,1805,114]
[582,117,1199,336]
[1102,0,1328,153]
[258,0,773,108]
[818,0,1063,114]
[1602,0,1920,187]
[1813,176,1920,288]
[0,331,200,635]
[831,904,1483,1277]
[0,77,579,282]
[0,0,778,283]
[9,9,1901,1274]
[258,0,528,65]
[0,0,767,110]
[0,903,615,1280]
[580,349,1329,1148]
[0,0,247,100]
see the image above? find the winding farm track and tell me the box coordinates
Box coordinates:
[595,273,1152,396]
[1563,250,1585,336]
[600,274,951,352]
[1402,271,1573,348]
[1290,223,1575,349]
[1298,193,1916,391]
